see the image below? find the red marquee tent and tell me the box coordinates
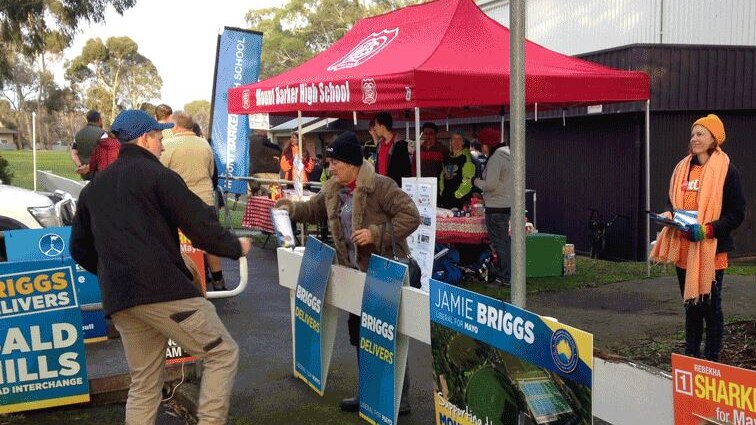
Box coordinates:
[227,0,649,117]
[228,0,656,278]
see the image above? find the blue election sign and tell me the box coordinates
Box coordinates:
[4,229,107,342]
[210,27,263,194]
[430,279,593,425]
[81,310,107,342]
[4,227,71,262]
[68,262,106,340]
[0,260,90,414]
[294,236,336,395]
[359,255,407,425]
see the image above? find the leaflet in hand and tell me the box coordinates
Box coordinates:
[648,212,686,230]
[673,210,698,229]
[271,208,296,248]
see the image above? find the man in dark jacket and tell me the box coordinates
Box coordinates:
[372,111,411,187]
[70,109,250,425]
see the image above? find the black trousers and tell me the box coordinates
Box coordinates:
[676,267,725,361]
[347,313,410,403]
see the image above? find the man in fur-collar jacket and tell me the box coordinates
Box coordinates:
[275,131,419,415]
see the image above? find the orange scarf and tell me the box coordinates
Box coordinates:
[650,149,729,302]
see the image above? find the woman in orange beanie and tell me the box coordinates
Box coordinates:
[650,114,746,361]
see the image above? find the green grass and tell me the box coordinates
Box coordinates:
[466,256,756,299]
[220,197,248,229]
[0,149,80,189]
[728,262,756,276]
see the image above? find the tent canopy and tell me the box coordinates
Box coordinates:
[227,0,649,118]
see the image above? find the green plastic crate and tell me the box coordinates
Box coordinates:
[526,233,567,277]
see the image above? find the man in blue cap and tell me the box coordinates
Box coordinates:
[71,109,250,425]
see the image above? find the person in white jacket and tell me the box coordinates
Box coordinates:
[473,128,512,287]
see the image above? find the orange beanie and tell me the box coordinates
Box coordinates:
[692,114,726,145]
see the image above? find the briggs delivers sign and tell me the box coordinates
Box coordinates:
[0,261,89,414]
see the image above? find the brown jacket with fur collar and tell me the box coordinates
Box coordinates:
[277,161,420,272]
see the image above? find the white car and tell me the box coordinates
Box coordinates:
[0,184,76,260]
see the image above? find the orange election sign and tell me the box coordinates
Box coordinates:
[672,354,755,425]
[179,231,206,295]
[170,231,205,365]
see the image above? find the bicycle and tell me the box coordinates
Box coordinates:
[587,208,629,260]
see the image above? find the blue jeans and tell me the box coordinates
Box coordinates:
[676,267,725,361]
[486,211,511,281]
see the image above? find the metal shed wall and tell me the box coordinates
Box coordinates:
[524,114,643,260]
[477,0,756,56]
[579,45,756,112]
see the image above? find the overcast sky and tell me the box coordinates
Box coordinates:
[53,0,285,109]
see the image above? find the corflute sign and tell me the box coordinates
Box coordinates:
[430,279,593,425]
[0,260,89,414]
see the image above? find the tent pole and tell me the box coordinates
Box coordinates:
[297,111,305,245]
[645,100,651,277]
[32,112,37,191]
[510,0,526,308]
[415,108,421,178]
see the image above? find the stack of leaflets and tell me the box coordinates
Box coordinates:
[649,210,698,231]
[271,208,296,248]
[673,210,698,229]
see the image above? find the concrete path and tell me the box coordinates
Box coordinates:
[526,273,755,349]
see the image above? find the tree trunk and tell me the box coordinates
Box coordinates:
[110,66,121,125]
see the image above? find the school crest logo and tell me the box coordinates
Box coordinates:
[550,329,579,374]
[242,89,251,109]
[361,78,377,104]
[327,28,399,71]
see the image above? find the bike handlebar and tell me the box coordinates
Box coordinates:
[80,256,249,311]
[207,256,249,299]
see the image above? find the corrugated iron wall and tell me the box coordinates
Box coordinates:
[581,45,756,112]
[525,114,643,260]
[660,0,756,46]
[478,0,756,56]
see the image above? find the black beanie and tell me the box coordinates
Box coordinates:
[325,131,363,166]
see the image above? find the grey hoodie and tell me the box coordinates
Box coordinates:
[474,145,512,209]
